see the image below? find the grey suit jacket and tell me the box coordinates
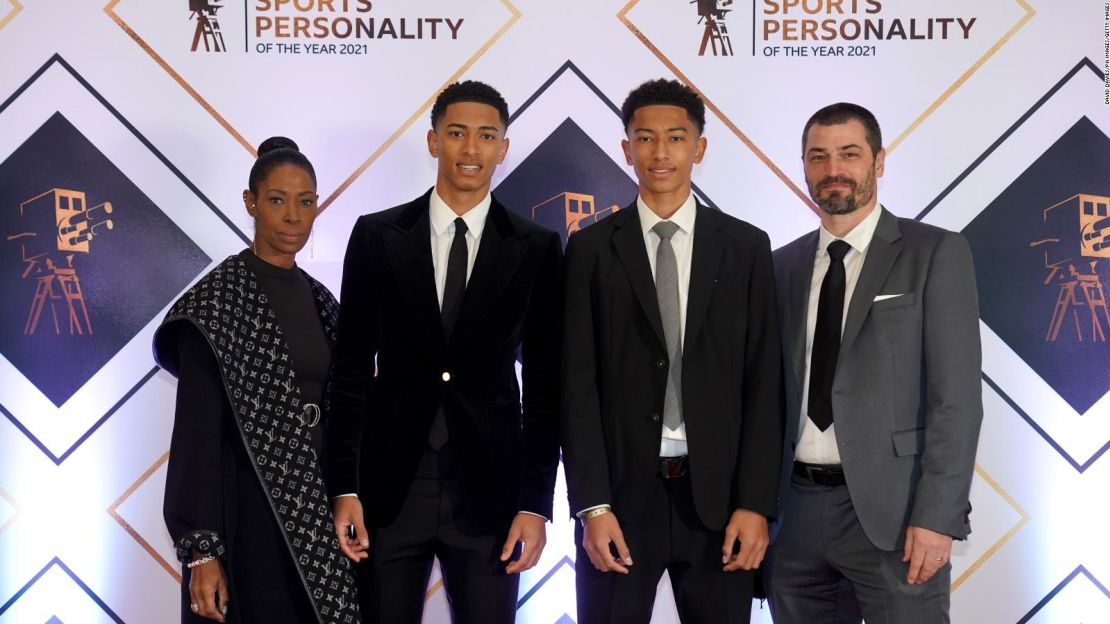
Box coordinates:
[772,207,983,551]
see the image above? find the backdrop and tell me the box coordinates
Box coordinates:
[0,1,1107,622]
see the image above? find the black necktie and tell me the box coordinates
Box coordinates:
[440,217,469,338]
[430,217,468,450]
[807,239,851,432]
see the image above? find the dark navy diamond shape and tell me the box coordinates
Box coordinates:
[1017,564,1110,622]
[515,554,576,610]
[964,116,1110,414]
[496,117,637,245]
[0,557,124,621]
[496,60,722,241]
[0,112,210,406]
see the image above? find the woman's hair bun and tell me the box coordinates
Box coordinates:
[256,136,299,157]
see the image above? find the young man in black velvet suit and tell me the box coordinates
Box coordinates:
[327,81,562,624]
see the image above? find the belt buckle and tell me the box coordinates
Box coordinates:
[659,456,687,479]
[802,463,820,484]
[795,462,823,485]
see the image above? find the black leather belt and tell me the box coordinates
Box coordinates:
[793,462,847,487]
[658,456,689,479]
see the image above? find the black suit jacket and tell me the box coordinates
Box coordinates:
[561,201,783,529]
[326,189,562,534]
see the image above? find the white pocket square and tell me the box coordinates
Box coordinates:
[873,294,904,302]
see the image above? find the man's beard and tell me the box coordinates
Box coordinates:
[809,174,875,215]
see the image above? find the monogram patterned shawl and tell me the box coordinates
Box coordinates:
[154,255,359,624]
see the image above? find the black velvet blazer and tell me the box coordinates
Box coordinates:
[326,189,563,534]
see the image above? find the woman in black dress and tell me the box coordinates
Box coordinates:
[153,137,359,623]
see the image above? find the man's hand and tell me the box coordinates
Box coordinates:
[582,511,632,574]
[189,555,229,622]
[902,525,953,584]
[722,508,769,572]
[500,513,547,574]
[332,496,370,562]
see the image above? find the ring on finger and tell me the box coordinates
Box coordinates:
[190,603,199,612]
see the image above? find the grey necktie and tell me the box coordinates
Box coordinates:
[653,221,682,431]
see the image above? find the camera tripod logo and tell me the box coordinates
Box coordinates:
[1030,194,1110,343]
[189,0,226,52]
[495,117,638,247]
[531,192,620,242]
[6,188,114,336]
[693,0,733,56]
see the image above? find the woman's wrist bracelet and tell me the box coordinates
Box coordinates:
[186,555,216,569]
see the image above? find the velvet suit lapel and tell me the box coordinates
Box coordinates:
[448,197,527,351]
[381,190,444,349]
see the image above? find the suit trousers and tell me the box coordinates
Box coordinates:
[355,447,519,624]
[575,470,754,624]
[764,475,950,624]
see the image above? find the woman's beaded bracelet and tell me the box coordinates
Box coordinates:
[186,555,216,569]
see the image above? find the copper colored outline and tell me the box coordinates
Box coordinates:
[951,464,1030,592]
[102,0,522,215]
[0,0,22,31]
[617,0,1036,213]
[107,451,181,582]
[108,452,468,596]
[618,0,813,212]
[426,578,444,602]
[104,0,254,156]
[887,0,1035,152]
[321,0,521,213]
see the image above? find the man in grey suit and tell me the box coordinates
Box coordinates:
[764,102,983,623]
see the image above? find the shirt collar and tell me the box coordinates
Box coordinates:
[430,187,491,239]
[817,203,882,257]
[637,193,697,238]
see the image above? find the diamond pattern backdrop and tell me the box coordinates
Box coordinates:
[0,1,1106,622]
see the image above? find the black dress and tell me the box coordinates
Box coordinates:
[164,250,331,623]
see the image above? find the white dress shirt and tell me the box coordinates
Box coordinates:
[637,193,696,458]
[429,188,490,305]
[795,204,883,465]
